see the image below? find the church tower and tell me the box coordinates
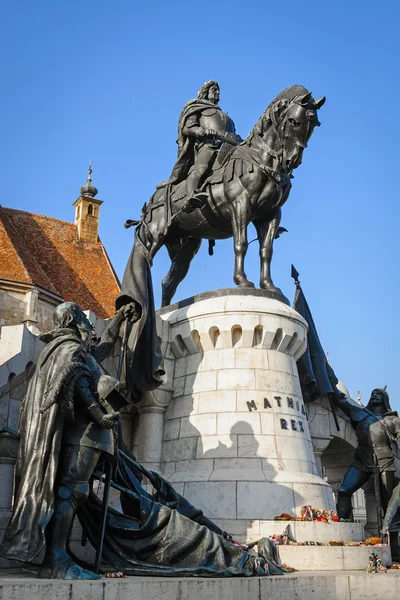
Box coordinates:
[73,163,103,243]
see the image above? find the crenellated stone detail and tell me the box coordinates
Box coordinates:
[166,296,307,359]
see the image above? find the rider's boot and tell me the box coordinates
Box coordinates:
[182,170,205,213]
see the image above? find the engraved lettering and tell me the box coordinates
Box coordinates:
[264,397,272,409]
[301,405,306,415]
[275,396,282,407]
[296,400,300,411]
[287,397,294,409]
[280,418,288,430]
[291,419,298,431]
[298,421,304,432]
[246,400,257,412]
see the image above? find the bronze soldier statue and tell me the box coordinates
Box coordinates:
[331,388,396,521]
[0,302,283,578]
[158,80,242,202]
[0,302,137,579]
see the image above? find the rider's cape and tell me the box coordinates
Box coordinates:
[0,330,92,562]
[116,230,166,403]
[158,98,223,188]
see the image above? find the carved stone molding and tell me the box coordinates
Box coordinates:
[163,294,308,360]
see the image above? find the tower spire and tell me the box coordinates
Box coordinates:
[80,160,98,198]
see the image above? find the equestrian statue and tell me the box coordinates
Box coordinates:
[116,83,325,402]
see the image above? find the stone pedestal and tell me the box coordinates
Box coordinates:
[157,290,335,535]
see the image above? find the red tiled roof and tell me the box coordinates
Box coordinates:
[0,206,120,319]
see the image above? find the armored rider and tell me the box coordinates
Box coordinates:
[331,388,396,520]
[0,301,137,579]
[158,80,242,203]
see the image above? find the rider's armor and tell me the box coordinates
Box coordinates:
[351,410,395,472]
[185,107,238,198]
[196,108,236,145]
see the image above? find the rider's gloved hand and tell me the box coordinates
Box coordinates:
[88,403,118,429]
[117,302,141,322]
[99,413,118,429]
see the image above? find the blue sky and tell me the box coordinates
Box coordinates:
[1,1,399,407]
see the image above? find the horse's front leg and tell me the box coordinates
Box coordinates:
[231,193,254,288]
[254,209,282,292]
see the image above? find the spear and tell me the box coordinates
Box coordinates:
[95,315,130,573]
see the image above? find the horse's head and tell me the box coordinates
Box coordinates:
[281,89,325,169]
[255,85,325,171]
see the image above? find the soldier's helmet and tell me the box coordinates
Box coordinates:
[369,387,391,412]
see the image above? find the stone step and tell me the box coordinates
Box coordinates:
[0,570,400,600]
[279,544,391,571]
[213,518,365,543]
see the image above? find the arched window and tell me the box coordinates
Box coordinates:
[76,205,81,218]
[88,204,93,215]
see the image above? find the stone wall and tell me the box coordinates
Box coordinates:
[35,296,59,333]
[0,286,60,334]
[0,290,26,328]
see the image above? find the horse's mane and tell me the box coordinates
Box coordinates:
[249,84,311,139]
[272,84,310,104]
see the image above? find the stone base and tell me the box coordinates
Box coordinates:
[212,519,365,544]
[172,472,335,523]
[279,545,391,571]
[1,571,400,600]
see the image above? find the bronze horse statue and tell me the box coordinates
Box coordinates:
[117,85,325,399]
[124,85,325,308]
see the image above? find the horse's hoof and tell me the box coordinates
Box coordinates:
[237,281,255,289]
[260,282,281,294]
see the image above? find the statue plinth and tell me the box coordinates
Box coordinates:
[148,289,334,534]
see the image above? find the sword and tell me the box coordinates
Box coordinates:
[94,456,114,574]
[93,320,129,571]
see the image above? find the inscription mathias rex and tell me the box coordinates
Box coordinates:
[246,396,307,433]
